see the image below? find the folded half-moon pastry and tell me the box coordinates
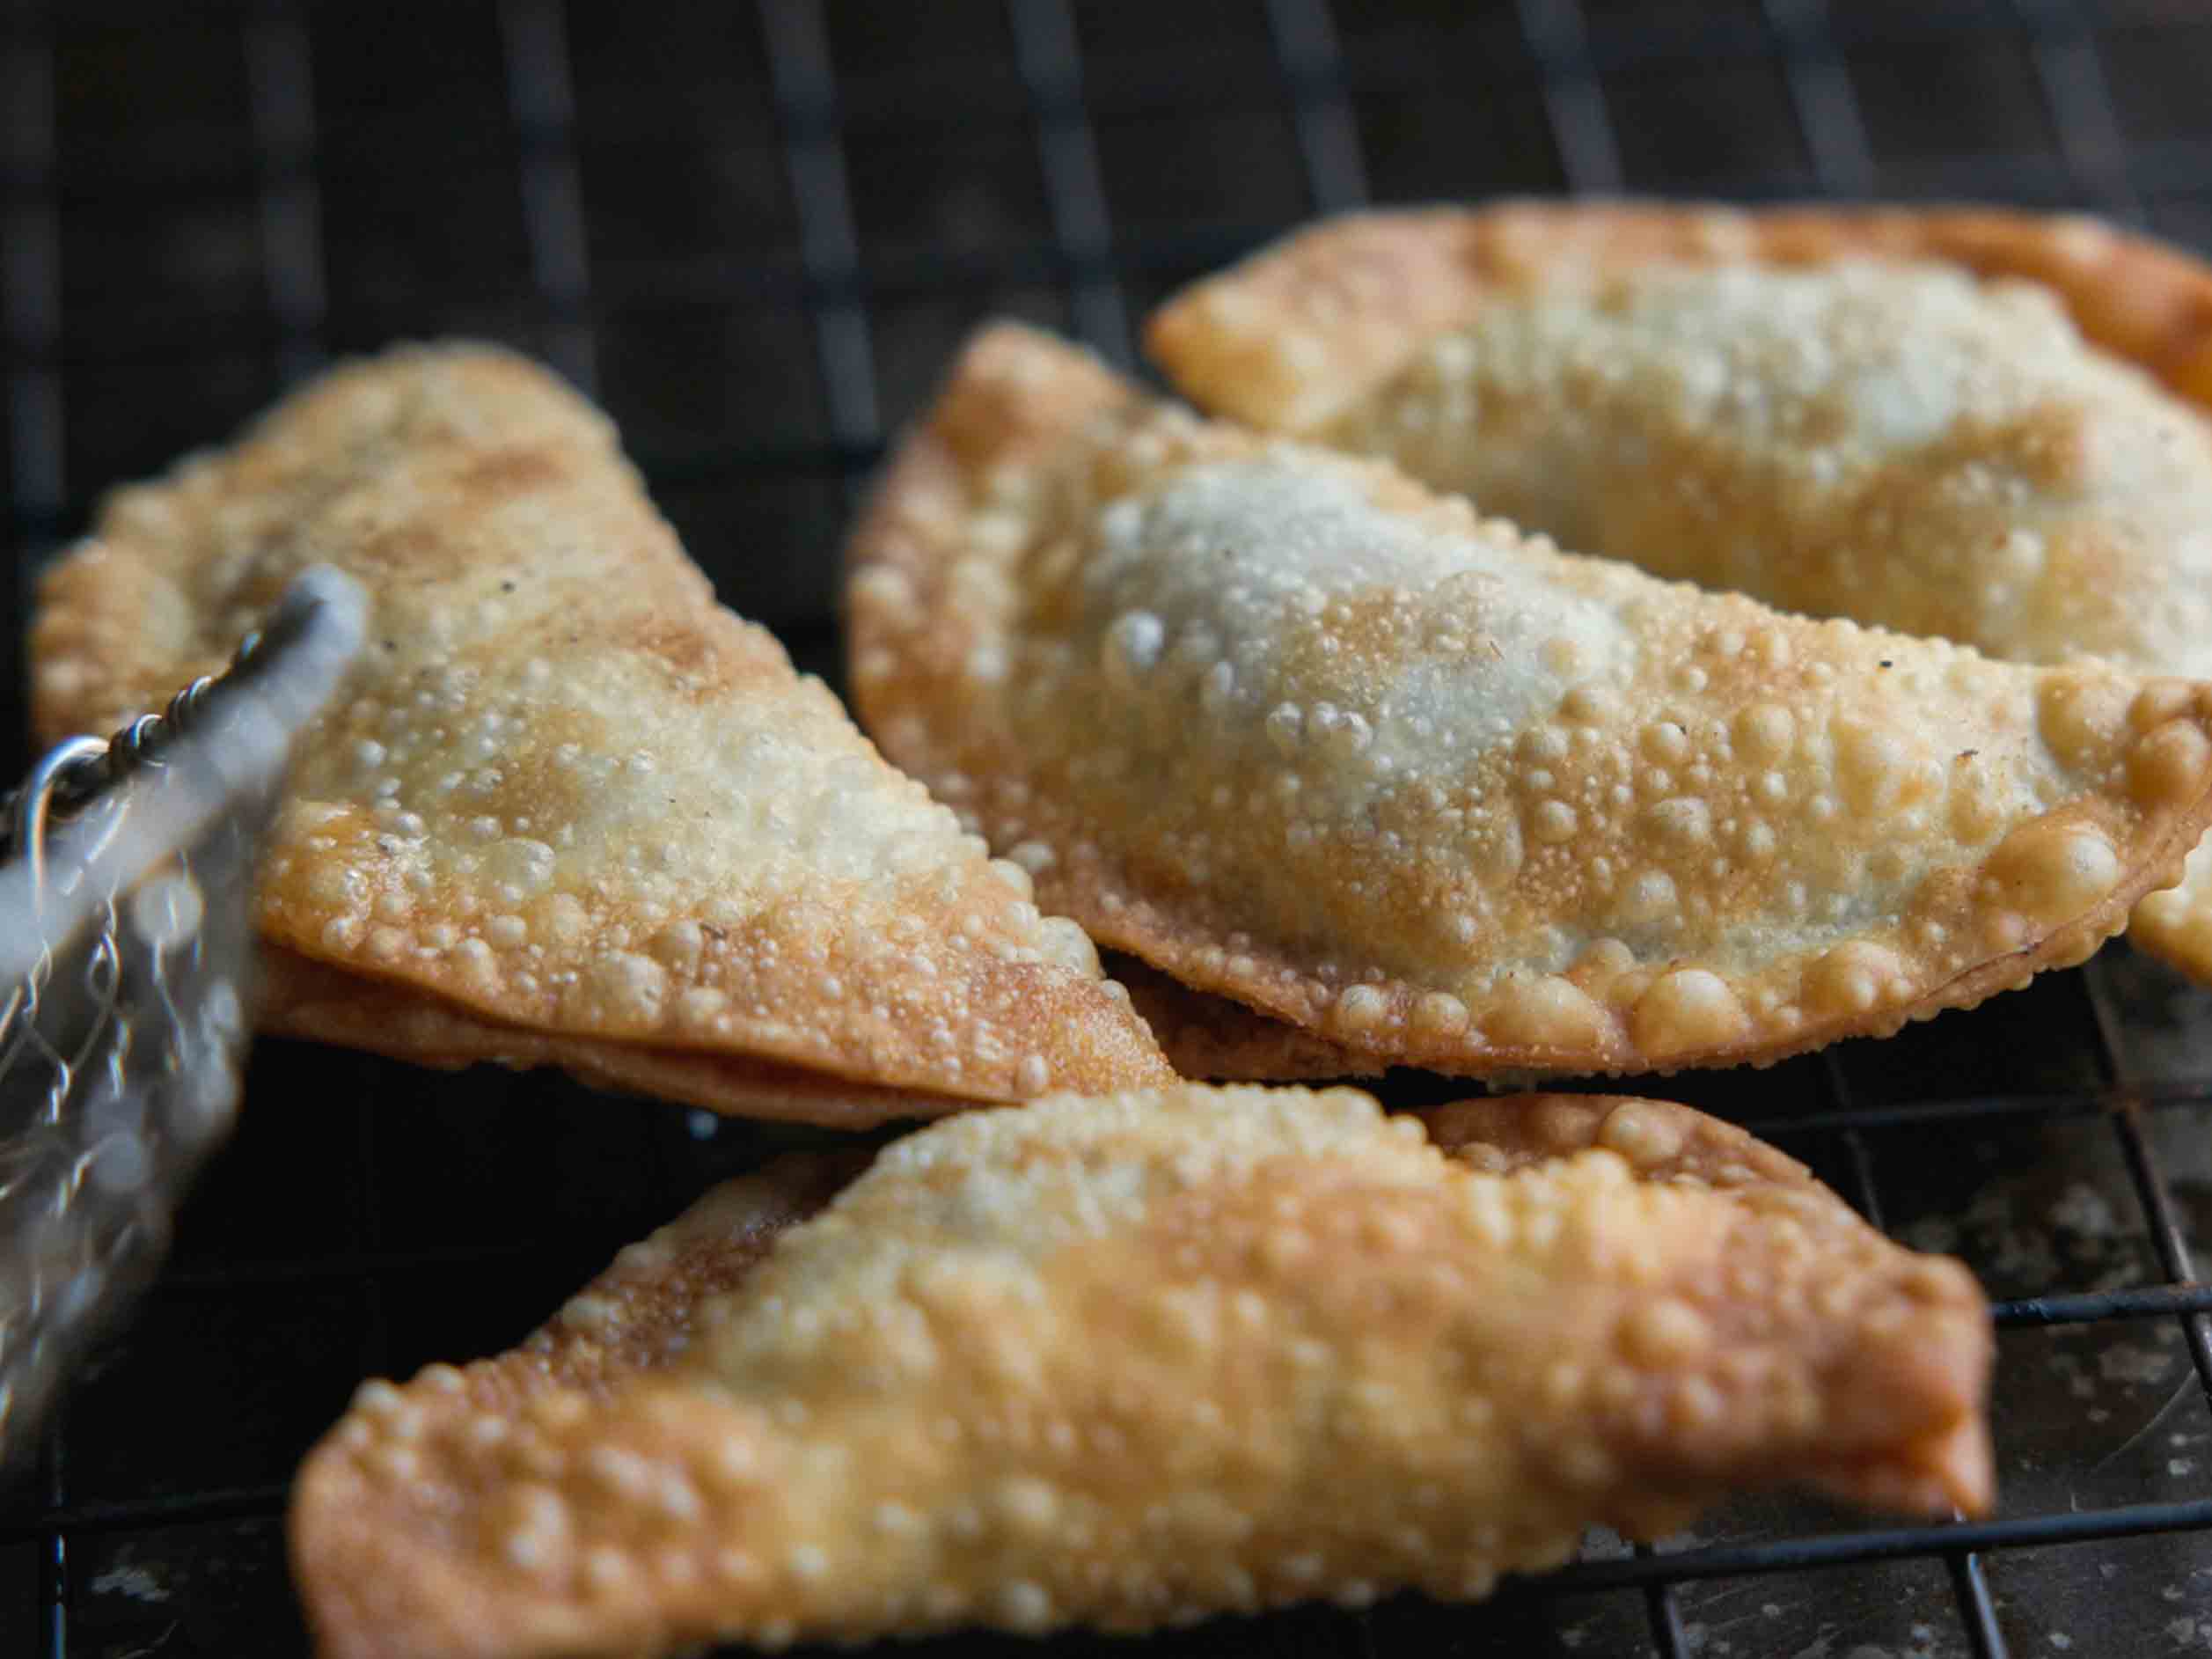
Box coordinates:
[846,323,2212,1076]
[1147,201,2212,982]
[292,1084,1992,1658]
[30,344,1171,1122]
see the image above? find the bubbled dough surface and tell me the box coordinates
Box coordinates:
[292,1087,1991,1658]
[847,324,2212,1076]
[29,343,1170,1112]
[1146,202,2212,987]
[1328,264,2212,679]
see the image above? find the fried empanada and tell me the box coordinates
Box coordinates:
[846,323,2212,1076]
[1148,202,2212,981]
[292,1085,1991,1657]
[30,343,1170,1122]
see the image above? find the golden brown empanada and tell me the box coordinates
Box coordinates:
[1147,202,2212,981]
[292,1085,1991,1657]
[30,343,1171,1123]
[846,322,2212,1076]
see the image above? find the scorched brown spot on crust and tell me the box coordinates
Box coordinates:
[1148,201,2212,986]
[291,1086,1991,1659]
[846,321,2212,1078]
[30,341,1172,1121]
[617,615,739,687]
[458,444,570,495]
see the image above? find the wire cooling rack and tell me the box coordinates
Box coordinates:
[5,2,2212,1654]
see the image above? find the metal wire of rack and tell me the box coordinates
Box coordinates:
[4,2,2212,1655]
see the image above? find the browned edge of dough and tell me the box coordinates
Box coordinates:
[1429,1092,1994,1520]
[1107,953,1383,1081]
[289,1149,867,1659]
[1146,201,2212,433]
[259,946,978,1129]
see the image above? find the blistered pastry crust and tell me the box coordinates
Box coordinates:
[846,323,2212,1077]
[1147,202,2212,985]
[30,344,1171,1114]
[292,1087,1990,1657]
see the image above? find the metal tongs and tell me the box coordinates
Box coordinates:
[0,565,365,1463]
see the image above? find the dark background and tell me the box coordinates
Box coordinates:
[7,2,2212,1655]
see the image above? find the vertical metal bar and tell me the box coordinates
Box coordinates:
[2078,956,2129,1086]
[11,22,70,1649]
[351,1084,391,1380]
[1513,0,1624,194]
[759,0,879,482]
[3,21,63,586]
[1821,1038,2005,1655]
[40,1418,63,1657]
[245,4,328,385]
[2012,0,2141,221]
[1841,1127,1886,1230]
[1762,0,1876,197]
[501,0,597,396]
[1265,0,1368,217]
[2111,1103,2212,1399]
[1,99,55,1655]
[1007,0,1134,367]
[1948,1550,2007,1659]
[1641,1568,1689,1658]
[1816,1052,1890,1226]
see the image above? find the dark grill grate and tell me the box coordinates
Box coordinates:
[5,2,2212,1654]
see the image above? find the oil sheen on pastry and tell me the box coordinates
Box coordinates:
[845,322,2212,1076]
[1148,201,2212,981]
[30,343,1170,1122]
[291,1084,1991,1657]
